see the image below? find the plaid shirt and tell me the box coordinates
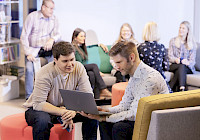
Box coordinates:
[20,10,61,57]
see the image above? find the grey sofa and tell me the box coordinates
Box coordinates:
[187,42,200,89]
[132,89,200,140]
[147,106,200,140]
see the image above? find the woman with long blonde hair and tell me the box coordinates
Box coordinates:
[168,21,197,91]
[115,23,138,45]
[111,23,139,83]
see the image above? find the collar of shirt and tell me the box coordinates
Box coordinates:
[132,61,144,79]
[61,74,69,80]
[38,10,55,20]
[54,64,69,81]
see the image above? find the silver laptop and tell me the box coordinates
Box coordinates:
[59,89,112,115]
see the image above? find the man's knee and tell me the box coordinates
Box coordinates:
[26,109,52,129]
[35,114,52,128]
[25,62,34,73]
[112,121,134,139]
[87,71,95,85]
[90,63,98,68]
[112,122,123,134]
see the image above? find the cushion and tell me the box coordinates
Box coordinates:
[187,71,200,87]
[147,106,200,140]
[102,73,116,86]
[164,71,174,82]
[85,30,99,46]
[195,42,200,71]
[132,89,200,140]
[87,45,113,73]
[0,113,75,140]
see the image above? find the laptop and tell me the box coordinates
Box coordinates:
[59,89,112,115]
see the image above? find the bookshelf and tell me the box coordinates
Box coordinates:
[0,1,21,101]
[0,0,20,65]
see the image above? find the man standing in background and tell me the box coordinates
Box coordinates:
[20,0,60,99]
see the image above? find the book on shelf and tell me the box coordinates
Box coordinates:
[10,46,15,60]
[6,71,24,77]
[13,45,20,58]
[0,45,20,63]
[6,71,24,78]
[1,47,8,62]
[6,65,24,78]
[7,65,24,73]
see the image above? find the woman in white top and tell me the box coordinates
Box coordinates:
[111,23,139,82]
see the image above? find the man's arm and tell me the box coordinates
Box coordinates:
[168,38,180,64]
[41,102,76,132]
[74,62,93,93]
[106,72,169,123]
[50,16,61,42]
[31,68,76,119]
[43,38,55,51]
[41,101,73,116]
[20,13,35,57]
[43,16,61,51]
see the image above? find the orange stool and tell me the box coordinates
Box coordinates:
[0,113,75,140]
[111,82,128,106]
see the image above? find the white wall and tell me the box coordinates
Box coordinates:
[194,0,200,42]
[54,0,194,47]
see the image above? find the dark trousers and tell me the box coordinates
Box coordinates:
[169,64,192,91]
[25,108,98,140]
[38,48,53,57]
[114,71,129,83]
[99,121,135,140]
[84,64,107,99]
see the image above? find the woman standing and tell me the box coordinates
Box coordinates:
[168,21,197,91]
[138,21,172,93]
[71,28,112,99]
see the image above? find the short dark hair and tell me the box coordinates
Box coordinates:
[109,41,138,61]
[52,41,75,60]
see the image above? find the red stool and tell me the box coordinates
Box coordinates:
[0,113,75,140]
[111,82,128,106]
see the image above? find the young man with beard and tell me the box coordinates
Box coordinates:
[80,41,169,140]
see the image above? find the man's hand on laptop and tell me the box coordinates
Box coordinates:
[61,109,76,122]
[79,111,101,121]
[78,111,107,122]
[97,106,109,112]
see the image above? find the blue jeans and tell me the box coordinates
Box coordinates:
[25,55,53,99]
[25,108,98,140]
